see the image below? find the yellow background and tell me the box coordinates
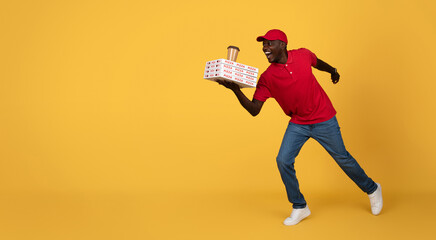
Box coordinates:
[1,0,435,239]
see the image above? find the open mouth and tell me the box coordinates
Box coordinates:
[265,51,273,60]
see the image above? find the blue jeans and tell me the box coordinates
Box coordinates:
[276,116,377,209]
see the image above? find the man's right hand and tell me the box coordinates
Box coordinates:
[216,80,241,92]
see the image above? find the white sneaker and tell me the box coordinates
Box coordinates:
[368,183,383,215]
[283,206,311,226]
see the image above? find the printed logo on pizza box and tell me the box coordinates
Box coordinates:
[248,66,256,71]
[236,63,245,68]
[234,78,243,83]
[224,74,233,79]
[224,69,232,74]
[235,68,243,73]
[218,59,233,65]
[246,75,255,81]
[244,80,254,86]
[235,72,243,77]
[224,65,232,69]
[224,60,234,65]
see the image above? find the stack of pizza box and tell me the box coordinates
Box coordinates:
[204,59,259,88]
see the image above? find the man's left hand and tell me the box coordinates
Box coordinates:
[331,71,340,84]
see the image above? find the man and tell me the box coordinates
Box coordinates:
[217,29,383,226]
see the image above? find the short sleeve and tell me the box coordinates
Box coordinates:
[301,48,317,67]
[253,74,271,102]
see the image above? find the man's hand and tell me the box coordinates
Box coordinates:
[315,58,340,84]
[331,70,340,84]
[217,80,241,92]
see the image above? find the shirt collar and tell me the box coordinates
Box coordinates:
[271,50,293,67]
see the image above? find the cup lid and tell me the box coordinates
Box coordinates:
[227,46,240,51]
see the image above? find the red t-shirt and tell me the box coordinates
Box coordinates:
[253,48,336,124]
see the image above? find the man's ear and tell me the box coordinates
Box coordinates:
[280,41,287,50]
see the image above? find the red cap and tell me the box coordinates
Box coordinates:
[256,29,288,44]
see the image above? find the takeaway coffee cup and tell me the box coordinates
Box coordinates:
[227,46,240,62]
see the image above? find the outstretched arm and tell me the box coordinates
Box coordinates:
[314,58,340,84]
[216,80,264,116]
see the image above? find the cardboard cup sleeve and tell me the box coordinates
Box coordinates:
[227,46,240,62]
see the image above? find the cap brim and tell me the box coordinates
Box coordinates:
[256,36,266,42]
